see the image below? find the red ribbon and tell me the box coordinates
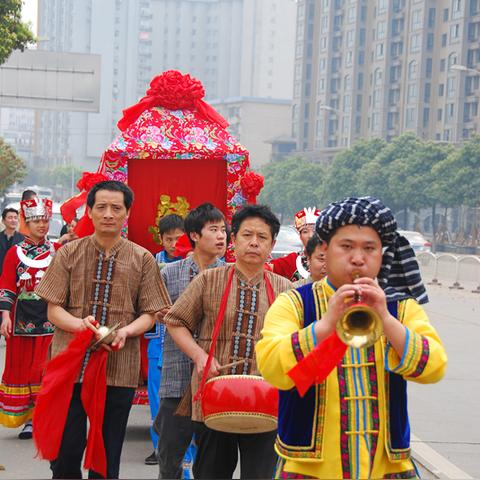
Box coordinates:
[33,330,108,478]
[287,332,347,397]
[117,70,229,131]
[173,233,193,259]
[194,267,275,402]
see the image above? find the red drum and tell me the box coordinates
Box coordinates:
[201,374,278,434]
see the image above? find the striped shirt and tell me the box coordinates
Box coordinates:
[159,256,224,398]
[165,264,292,421]
[35,235,171,388]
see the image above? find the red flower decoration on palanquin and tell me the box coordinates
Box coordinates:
[76,172,108,192]
[118,70,228,131]
[147,70,205,111]
[240,171,264,204]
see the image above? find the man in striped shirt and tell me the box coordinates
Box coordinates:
[36,181,170,479]
[154,203,227,480]
[165,204,292,479]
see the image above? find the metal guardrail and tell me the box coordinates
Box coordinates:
[416,251,480,293]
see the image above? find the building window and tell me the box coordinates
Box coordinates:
[426,58,433,78]
[447,76,456,97]
[392,18,404,36]
[406,107,416,127]
[465,75,480,95]
[377,21,386,39]
[424,83,431,102]
[357,72,364,89]
[347,7,356,23]
[344,74,352,90]
[440,58,446,72]
[450,24,460,42]
[376,43,384,59]
[321,15,328,33]
[346,29,355,47]
[345,51,353,66]
[452,0,461,18]
[344,94,351,112]
[423,107,430,127]
[408,60,417,80]
[332,57,341,73]
[378,0,387,13]
[439,83,445,96]
[443,8,449,21]
[471,0,479,15]
[389,88,400,106]
[410,34,421,52]
[446,103,455,120]
[448,52,458,69]
[427,33,434,50]
[356,94,363,110]
[407,84,418,102]
[428,8,436,28]
[411,9,422,30]
[374,68,383,86]
[359,28,366,47]
[320,37,327,50]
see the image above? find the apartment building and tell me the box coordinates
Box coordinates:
[293,0,480,160]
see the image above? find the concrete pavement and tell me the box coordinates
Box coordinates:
[0,283,477,478]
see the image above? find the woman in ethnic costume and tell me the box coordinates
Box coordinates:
[0,197,55,439]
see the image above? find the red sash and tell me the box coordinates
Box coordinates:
[34,330,108,478]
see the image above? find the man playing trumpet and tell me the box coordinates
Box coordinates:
[256,196,447,479]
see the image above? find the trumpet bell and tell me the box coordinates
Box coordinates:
[336,303,383,349]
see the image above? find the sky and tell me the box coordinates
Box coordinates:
[21,0,38,36]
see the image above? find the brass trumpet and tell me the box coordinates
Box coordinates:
[336,275,383,349]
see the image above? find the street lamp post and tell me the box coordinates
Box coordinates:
[449,64,480,74]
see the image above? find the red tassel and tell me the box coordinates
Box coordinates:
[73,215,95,237]
[173,233,193,258]
[194,99,229,129]
[33,330,94,460]
[287,333,347,397]
[81,349,108,478]
[117,97,157,131]
[61,191,88,224]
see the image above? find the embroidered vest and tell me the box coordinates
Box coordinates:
[275,282,411,462]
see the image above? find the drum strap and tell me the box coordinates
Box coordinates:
[194,266,275,402]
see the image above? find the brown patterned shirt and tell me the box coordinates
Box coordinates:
[165,264,292,421]
[35,235,171,388]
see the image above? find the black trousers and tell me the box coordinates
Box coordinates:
[192,421,277,479]
[50,383,135,479]
[153,397,194,479]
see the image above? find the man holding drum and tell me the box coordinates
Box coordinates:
[164,204,292,479]
[256,196,447,479]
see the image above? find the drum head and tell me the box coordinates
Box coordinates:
[205,412,277,434]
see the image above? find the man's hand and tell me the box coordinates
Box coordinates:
[155,307,170,324]
[1,312,12,338]
[352,277,390,324]
[110,327,129,351]
[193,348,221,380]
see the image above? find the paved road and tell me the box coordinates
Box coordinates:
[408,285,479,479]
[0,283,476,478]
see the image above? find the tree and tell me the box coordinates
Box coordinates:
[0,137,26,195]
[259,156,324,221]
[358,133,423,214]
[319,138,387,205]
[0,0,35,65]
